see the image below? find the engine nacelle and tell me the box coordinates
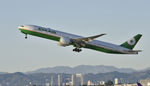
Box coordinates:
[58,37,71,46]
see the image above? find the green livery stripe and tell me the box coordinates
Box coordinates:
[19,29,60,41]
[85,44,110,53]
[19,28,121,54]
[84,44,121,54]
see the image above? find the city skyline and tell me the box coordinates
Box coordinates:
[0,71,149,86]
[0,0,149,72]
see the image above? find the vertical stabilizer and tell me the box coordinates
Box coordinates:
[120,34,142,50]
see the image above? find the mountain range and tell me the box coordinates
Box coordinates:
[0,72,7,74]
[27,65,142,74]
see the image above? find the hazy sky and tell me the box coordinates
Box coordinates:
[0,0,150,73]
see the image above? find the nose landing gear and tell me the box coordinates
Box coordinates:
[25,34,27,39]
[73,48,82,52]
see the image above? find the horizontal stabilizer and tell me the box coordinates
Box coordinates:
[129,50,142,52]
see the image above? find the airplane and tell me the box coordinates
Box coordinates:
[137,82,142,86]
[18,25,142,54]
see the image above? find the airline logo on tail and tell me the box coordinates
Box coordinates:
[128,38,136,46]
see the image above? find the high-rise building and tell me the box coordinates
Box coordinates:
[51,76,53,86]
[71,74,74,86]
[115,78,119,85]
[58,75,61,86]
[75,73,83,86]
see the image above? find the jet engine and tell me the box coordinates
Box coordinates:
[58,37,71,46]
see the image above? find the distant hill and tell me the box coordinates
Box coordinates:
[141,67,150,72]
[27,65,136,74]
[0,72,7,74]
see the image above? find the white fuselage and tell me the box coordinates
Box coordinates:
[18,25,137,54]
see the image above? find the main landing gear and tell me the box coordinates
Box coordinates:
[25,34,27,39]
[73,48,82,52]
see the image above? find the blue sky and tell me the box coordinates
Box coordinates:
[0,0,149,72]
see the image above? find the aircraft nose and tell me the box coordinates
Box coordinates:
[18,25,24,29]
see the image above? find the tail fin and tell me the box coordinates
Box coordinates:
[120,34,142,50]
[137,82,142,86]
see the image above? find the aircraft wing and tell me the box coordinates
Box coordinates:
[72,34,106,43]
[71,34,106,48]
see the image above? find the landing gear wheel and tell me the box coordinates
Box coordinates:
[78,49,82,52]
[25,34,27,39]
[73,48,82,52]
